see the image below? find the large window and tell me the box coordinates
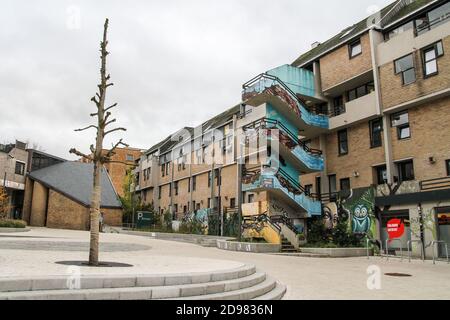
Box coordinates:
[422,41,444,77]
[374,165,387,185]
[415,2,450,35]
[385,21,414,41]
[332,96,345,116]
[340,178,351,191]
[349,39,362,58]
[391,111,411,140]
[15,161,25,176]
[338,129,348,155]
[397,160,415,183]
[347,82,375,102]
[395,54,416,85]
[369,118,383,148]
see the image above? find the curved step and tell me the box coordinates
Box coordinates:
[167,277,277,300]
[252,282,286,300]
[0,264,256,292]
[0,272,267,300]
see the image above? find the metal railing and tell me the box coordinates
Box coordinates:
[242,118,323,156]
[383,238,404,261]
[242,73,328,116]
[431,240,449,265]
[407,240,424,262]
[271,214,299,235]
[415,13,450,35]
[419,176,450,191]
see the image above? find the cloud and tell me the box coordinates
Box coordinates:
[0,0,393,159]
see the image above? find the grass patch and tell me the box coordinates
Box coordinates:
[0,219,27,228]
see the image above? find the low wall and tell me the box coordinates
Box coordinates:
[0,227,31,233]
[300,247,372,257]
[217,239,281,253]
[119,229,234,247]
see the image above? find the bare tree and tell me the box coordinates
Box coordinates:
[70,18,127,266]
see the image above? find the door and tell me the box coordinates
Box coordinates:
[436,207,450,258]
[315,176,321,199]
[380,210,412,253]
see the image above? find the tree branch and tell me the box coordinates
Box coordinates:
[69,148,93,161]
[104,119,117,127]
[75,125,98,132]
[103,127,126,136]
[105,103,118,112]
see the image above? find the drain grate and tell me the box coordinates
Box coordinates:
[384,273,412,277]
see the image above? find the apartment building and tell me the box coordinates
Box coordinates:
[137,0,450,258]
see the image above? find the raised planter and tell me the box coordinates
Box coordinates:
[0,227,31,233]
[300,247,372,258]
[217,239,281,253]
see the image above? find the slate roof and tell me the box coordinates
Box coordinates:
[28,161,122,208]
[292,0,437,67]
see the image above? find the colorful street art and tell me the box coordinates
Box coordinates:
[340,187,376,237]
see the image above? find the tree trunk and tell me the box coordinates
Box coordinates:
[89,162,102,265]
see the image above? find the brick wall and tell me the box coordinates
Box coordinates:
[379,36,450,109]
[46,189,122,230]
[391,96,450,181]
[320,32,373,91]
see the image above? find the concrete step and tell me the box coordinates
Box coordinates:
[167,277,277,300]
[0,264,256,292]
[252,282,286,300]
[270,252,330,258]
[0,272,267,300]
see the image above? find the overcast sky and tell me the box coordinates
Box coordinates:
[0,0,393,160]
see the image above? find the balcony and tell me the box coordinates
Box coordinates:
[242,69,329,139]
[242,167,322,216]
[329,91,378,130]
[242,118,324,173]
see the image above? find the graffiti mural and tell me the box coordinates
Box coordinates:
[341,187,376,236]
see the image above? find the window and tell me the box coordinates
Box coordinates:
[369,118,383,148]
[423,41,444,77]
[174,181,178,195]
[346,82,374,102]
[230,198,236,208]
[166,162,170,176]
[415,2,450,35]
[196,203,201,211]
[169,184,172,197]
[328,175,337,194]
[158,186,162,199]
[208,171,212,187]
[446,160,450,176]
[340,178,351,191]
[207,198,211,208]
[126,154,134,161]
[338,129,348,155]
[374,165,387,185]
[349,39,362,58]
[304,184,313,196]
[391,111,410,140]
[397,160,415,182]
[215,169,221,186]
[161,164,165,177]
[385,21,413,41]
[332,96,345,116]
[394,54,416,85]
[192,175,197,191]
[248,194,255,203]
[15,161,25,176]
[187,178,191,193]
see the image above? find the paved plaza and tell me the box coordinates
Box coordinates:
[0,228,449,300]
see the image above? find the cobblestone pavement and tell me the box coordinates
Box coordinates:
[1,227,449,300]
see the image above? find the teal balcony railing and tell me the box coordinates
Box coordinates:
[242,166,322,216]
[242,118,324,172]
[242,73,329,129]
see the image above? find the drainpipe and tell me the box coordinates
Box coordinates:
[170,159,174,220]
[237,130,244,242]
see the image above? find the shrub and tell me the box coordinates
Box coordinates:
[0,219,27,228]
